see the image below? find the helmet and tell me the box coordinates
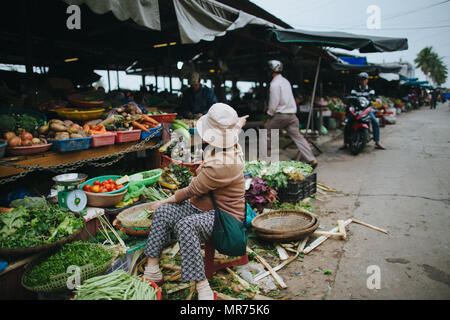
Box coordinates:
[267,60,283,73]
[358,72,369,79]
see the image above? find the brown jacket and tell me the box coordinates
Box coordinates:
[174,146,245,222]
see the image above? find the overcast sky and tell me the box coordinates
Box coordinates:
[252,0,450,87]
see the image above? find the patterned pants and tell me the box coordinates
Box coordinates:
[144,200,215,282]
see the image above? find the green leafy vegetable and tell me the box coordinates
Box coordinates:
[23,241,113,287]
[168,163,193,188]
[0,204,84,249]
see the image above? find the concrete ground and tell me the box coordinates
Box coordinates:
[268,103,450,300]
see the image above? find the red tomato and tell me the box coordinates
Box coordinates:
[117,184,124,190]
[93,180,101,186]
[107,179,114,184]
[107,186,113,192]
[92,185,100,193]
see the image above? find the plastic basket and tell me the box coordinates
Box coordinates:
[79,175,130,195]
[278,173,317,203]
[0,140,6,158]
[90,132,116,147]
[48,137,92,153]
[161,154,201,176]
[140,126,162,140]
[22,246,118,294]
[148,113,177,123]
[115,130,141,143]
[129,169,163,187]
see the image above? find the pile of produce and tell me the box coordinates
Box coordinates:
[0,113,41,134]
[72,270,159,300]
[141,186,170,202]
[159,163,193,189]
[38,119,87,140]
[244,160,313,190]
[82,178,125,193]
[22,241,114,287]
[3,129,47,147]
[0,200,84,248]
[245,178,277,212]
[102,103,160,132]
[118,208,154,228]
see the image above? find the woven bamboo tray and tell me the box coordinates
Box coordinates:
[21,245,118,294]
[254,218,320,242]
[251,209,316,234]
[113,202,155,237]
[0,227,83,256]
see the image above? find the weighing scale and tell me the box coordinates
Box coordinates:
[52,173,88,212]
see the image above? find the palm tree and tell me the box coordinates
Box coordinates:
[415,47,448,86]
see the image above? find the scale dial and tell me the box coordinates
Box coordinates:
[66,190,87,212]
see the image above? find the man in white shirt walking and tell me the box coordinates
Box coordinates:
[265,60,318,168]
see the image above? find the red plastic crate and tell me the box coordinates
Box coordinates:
[115,130,141,143]
[161,154,201,176]
[148,113,177,123]
[91,132,116,147]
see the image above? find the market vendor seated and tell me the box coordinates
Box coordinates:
[179,72,218,119]
[143,103,247,300]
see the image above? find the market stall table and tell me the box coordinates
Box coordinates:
[0,138,161,178]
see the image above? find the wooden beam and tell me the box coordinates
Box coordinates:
[313,231,345,237]
[247,247,287,289]
[275,245,289,261]
[254,237,308,282]
[338,220,347,240]
[352,218,388,234]
[303,219,352,254]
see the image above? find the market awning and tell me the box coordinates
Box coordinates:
[173,0,281,44]
[269,29,408,53]
[63,0,161,31]
[330,62,403,73]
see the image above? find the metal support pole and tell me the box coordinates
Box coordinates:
[107,70,111,92]
[306,56,322,135]
[116,68,120,89]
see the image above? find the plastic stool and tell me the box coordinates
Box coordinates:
[203,241,248,279]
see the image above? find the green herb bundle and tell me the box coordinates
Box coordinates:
[23,241,113,287]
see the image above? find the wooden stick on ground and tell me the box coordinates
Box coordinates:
[225,267,251,290]
[303,219,352,254]
[167,270,182,281]
[337,220,347,240]
[254,237,309,282]
[247,247,287,289]
[352,218,388,234]
[216,292,239,300]
[166,283,191,294]
[161,264,181,271]
[275,245,289,261]
[313,231,345,237]
[186,282,196,300]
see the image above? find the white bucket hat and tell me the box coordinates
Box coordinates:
[196,103,241,148]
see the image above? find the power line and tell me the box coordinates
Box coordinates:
[382,0,450,22]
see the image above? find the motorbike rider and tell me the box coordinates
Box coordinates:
[340,72,385,150]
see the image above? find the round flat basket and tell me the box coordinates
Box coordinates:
[0,227,83,257]
[251,210,316,234]
[21,245,118,294]
[255,218,320,243]
[113,202,155,237]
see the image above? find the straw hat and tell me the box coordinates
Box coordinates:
[196,103,241,148]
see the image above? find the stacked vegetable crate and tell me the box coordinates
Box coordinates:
[278,173,317,203]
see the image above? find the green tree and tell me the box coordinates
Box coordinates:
[415,46,448,86]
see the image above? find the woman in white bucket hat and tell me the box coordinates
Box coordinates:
[143,103,247,300]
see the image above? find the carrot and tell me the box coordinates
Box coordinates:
[142,122,157,128]
[141,114,159,125]
[132,121,149,132]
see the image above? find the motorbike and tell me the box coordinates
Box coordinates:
[342,96,373,155]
